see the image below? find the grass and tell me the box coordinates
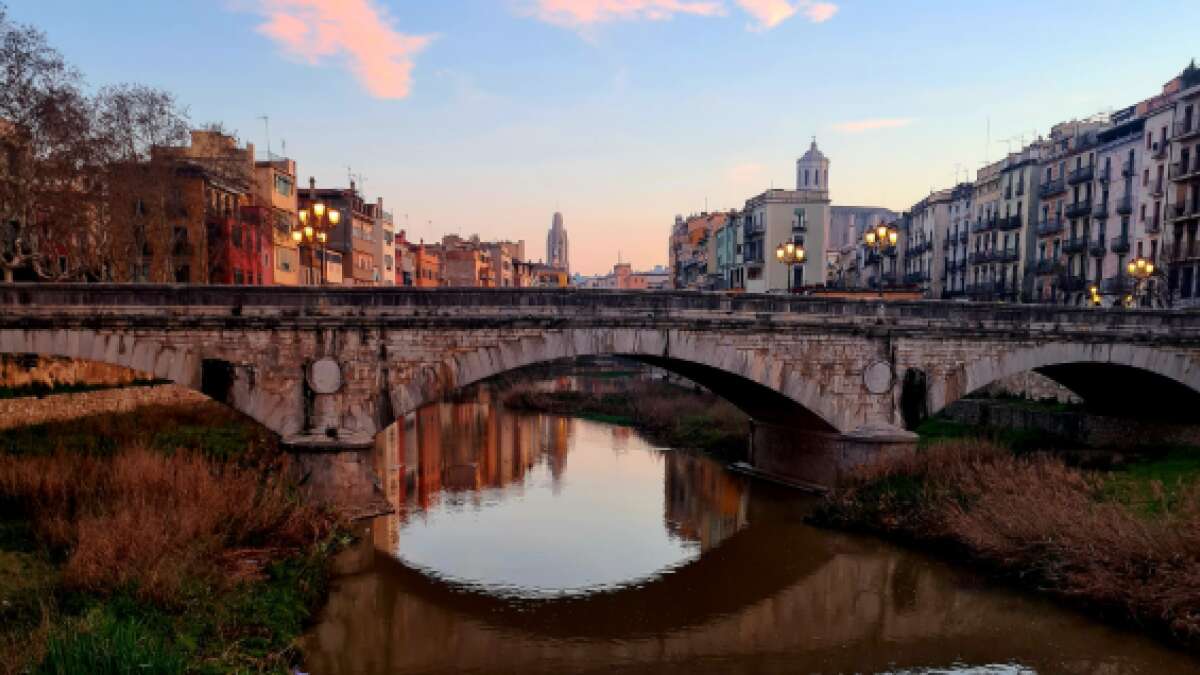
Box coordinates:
[813,439,1200,652]
[501,381,751,458]
[0,403,345,674]
[0,379,169,401]
[0,401,277,463]
[914,416,1077,454]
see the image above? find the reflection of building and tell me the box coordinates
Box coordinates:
[663,452,748,552]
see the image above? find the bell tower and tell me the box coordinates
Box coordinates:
[796,137,830,196]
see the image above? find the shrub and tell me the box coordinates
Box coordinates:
[815,440,1200,649]
[0,447,333,605]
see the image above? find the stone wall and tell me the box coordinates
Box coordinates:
[942,398,1200,448]
[0,384,208,431]
[1,354,150,390]
[979,371,1082,404]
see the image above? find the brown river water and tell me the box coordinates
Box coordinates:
[300,381,1198,675]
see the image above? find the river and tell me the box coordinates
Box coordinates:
[300,378,1196,674]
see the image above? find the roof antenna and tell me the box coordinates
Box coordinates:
[257,115,271,159]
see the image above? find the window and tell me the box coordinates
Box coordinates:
[274,174,293,197]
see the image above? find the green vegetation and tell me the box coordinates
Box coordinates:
[501,381,750,458]
[0,379,168,401]
[0,401,344,674]
[914,416,1077,454]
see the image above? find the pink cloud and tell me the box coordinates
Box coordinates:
[255,0,432,99]
[531,0,725,26]
[734,0,837,28]
[803,1,838,22]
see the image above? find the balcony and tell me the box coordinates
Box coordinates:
[971,217,998,233]
[1035,258,1062,275]
[1036,218,1064,237]
[903,271,930,285]
[965,283,995,299]
[1110,233,1130,254]
[1064,199,1092,219]
[1059,274,1087,292]
[993,247,1020,263]
[959,230,969,244]
[1089,238,1107,257]
[998,214,1022,231]
[1170,158,1200,182]
[1151,179,1165,197]
[907,240,932,256]
[969,250,992,265]
[1116,195,1133,215]
[1016,183,1025,197]
[1062,237,1087,255]
[1152,142,1168,160]
[1068,164,1094,185]
[1101,275,1134,295]
[1096,165,1110,183]
[1039,178,1066,198]
[1145,214,1162,233]
[1121,159,1135,178]
[1092,201,1109,218]
[1172,199,1200,222]
[1174,119,1200,142]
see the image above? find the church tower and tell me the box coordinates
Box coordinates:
[796,138,830,196]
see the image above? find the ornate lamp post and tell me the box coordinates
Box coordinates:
[295,203,340,285]
[1126,256,1156,308]
[863,222,898,292]
[774,240,806,293]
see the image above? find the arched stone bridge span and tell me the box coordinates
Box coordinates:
[5,284,1200,486]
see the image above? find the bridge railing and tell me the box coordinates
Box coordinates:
[4,283,1200,337]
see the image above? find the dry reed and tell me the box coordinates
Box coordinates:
[819,440,1200,648]
[0,446,333,604]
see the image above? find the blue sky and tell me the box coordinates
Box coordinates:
[10,0,1200,274]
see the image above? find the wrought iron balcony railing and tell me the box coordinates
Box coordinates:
[1068,164,1094,185]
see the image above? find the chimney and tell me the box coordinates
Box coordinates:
[308,176,315,190]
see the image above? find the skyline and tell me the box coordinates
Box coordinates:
[11,1,1200,275]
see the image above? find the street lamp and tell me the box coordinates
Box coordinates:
[775,240,806,293]
[863,222,898,292]
[1127,256,1156,308]
[295,205,340,285]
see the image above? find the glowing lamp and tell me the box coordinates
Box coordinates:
[298,209,308,224]
[865,231,877,245]
[328,210,341,225]
[313,202,326,218]
[291,230,302,243]
[304,225,314,239]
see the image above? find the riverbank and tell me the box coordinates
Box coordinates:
[0,401,346,674]
[500,380,750,458]
[811,437,1200,652]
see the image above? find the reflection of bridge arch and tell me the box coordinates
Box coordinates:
[308,503,1194,674]
[393,330,840,432]
[354,488,832,640]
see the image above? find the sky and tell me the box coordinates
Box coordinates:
[10,0,1200,275]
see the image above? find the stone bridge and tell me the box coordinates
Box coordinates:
[5,284,1200,486]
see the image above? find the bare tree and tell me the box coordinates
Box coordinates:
[92,84,190,282]
[0,5,97,281]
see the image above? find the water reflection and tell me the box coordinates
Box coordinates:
[303,384,1196,675]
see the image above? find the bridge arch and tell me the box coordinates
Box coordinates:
[928,342,1200,420]
[0,328,296,438]
[389,328,843,433]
